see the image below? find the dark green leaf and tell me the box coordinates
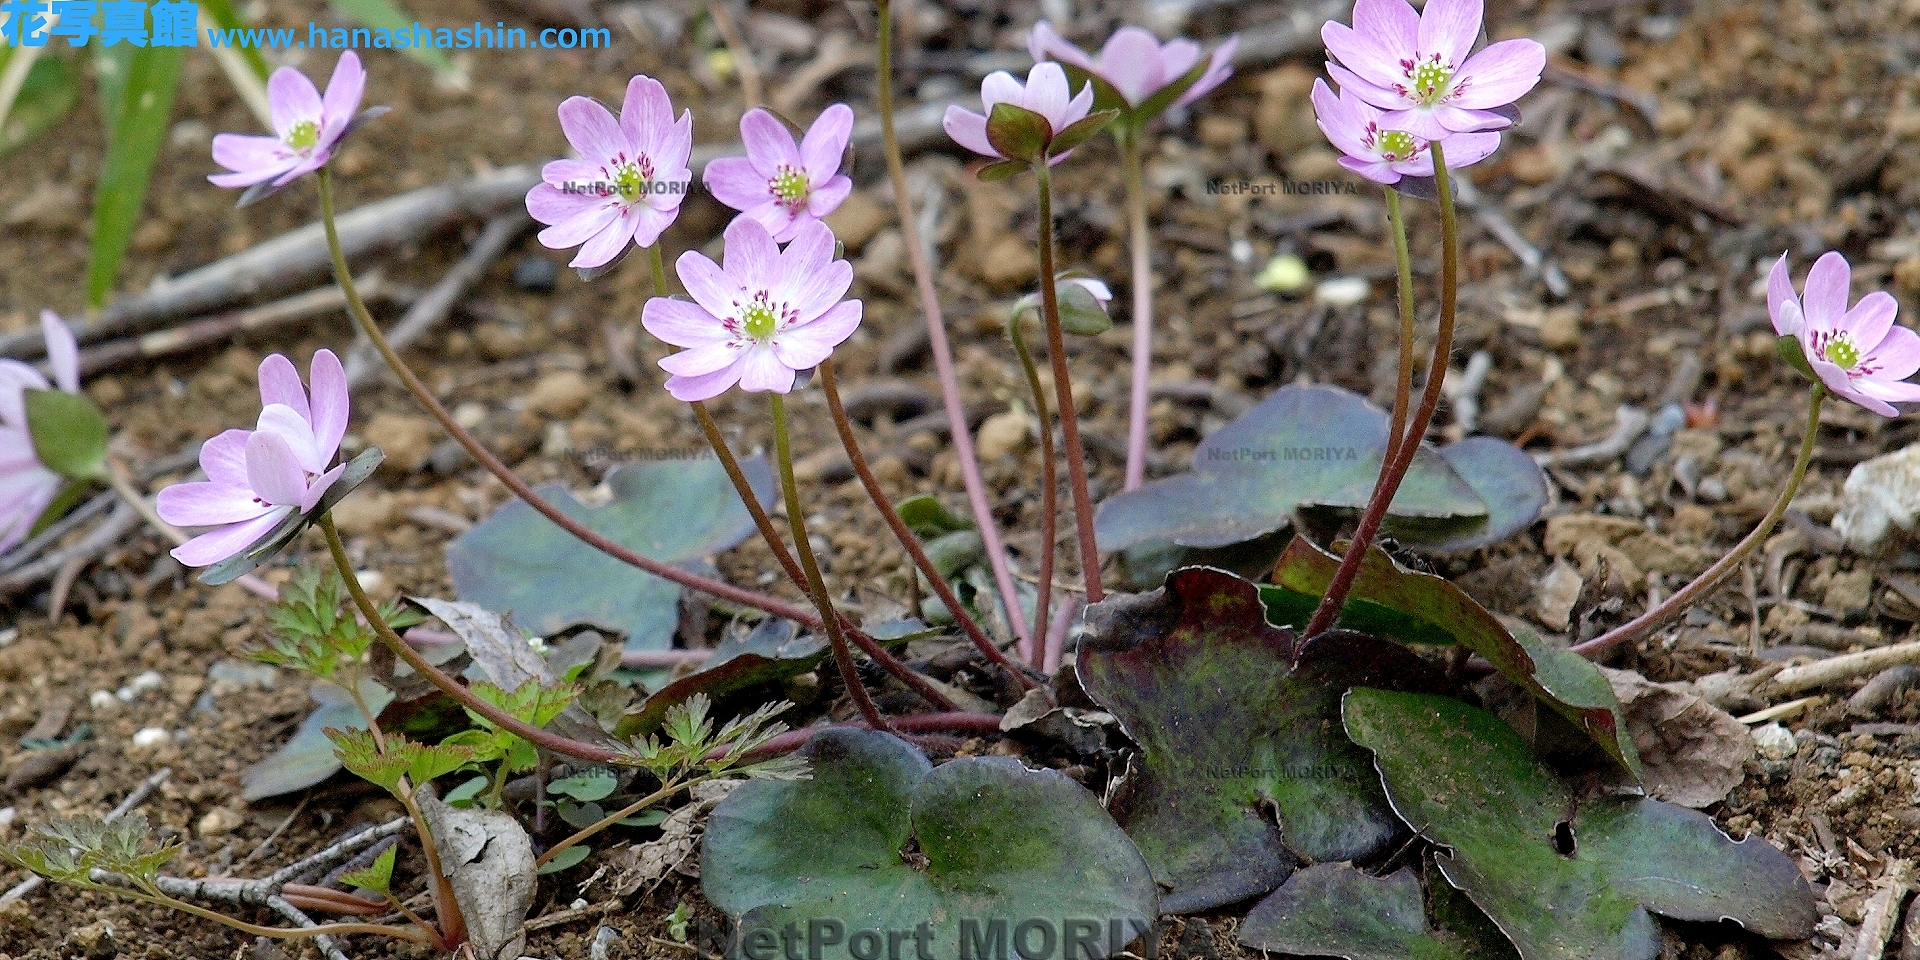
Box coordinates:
[1075,567,1447,913]
[705,729,1158,960]
[1056,277,1113,335]
[976,159,1025,182]
[87,44,183,307]
[550,769,619,803]
[537,844,591,874]
[1265,537,1642,779]
[613,618,821,738]
[1342,689,1818,960]
[1777,335,1817,382]
[243,678,394,801]
[24,389,108,480]
[1048,109,1118,156]
[1094,385,1512,554]
[1240,864,1515,960]
[445,457,774,654]
[896,494,973,538]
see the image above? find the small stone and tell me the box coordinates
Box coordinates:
[1197,114,1248,149]
[1536,560,1583,630]
[130,727,170,748]
[1255,254,1309,294]
[526,370,596,419]
[822,190,890,252]
[329,489,398,537]
[117,671,164,702]
[1752,723,1797,761]
[1313,276,1370,307]
[198,807,245,837]
[88,690,117,712]
[453,401,488,430]
[513,255,559,292]
[976,410,1031,460]
[1539,306,1581,351]
[364,412,438,473]
[1823,568,1874,615]
[1835,443,1920,550]
[979,234,1039,291]
[67,922,116,960]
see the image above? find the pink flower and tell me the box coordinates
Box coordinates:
[704,105,855,244]
[1770,252,1920,417]
[527,75,694,270]
[209,51,371,192]
[1310,78,1499,184]
[1027,21,1237,113]
[1322,0,1545,140]
[0,312,80,555]
[943,62,1095,164]
[641,218,862,402]
[157,351,350,567]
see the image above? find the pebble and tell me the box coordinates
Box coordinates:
[1752,722,1798,761]
[976,410,1031,460]
[1535,560,1583,630]
[364,412,439,473]
[526,370,596,419]
[980,235,1039,290]
[117,671,164,702]
[512,255,559,292]
[197,807,245,837]
[1834,442,1920,550]
[130,727,171,749]
[1313,276,1370,307]
[1255,254,1309,294]
[822,190,890,252]
[1539,306,1581,351]
[89,690,117,712]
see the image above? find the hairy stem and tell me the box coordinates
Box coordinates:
[109,886,430,944]
[874,0,1030,647]
[1121,126,1154,492]
[318,515,624,766]
[537,778,689,869]
[819,361,1039,688]
[313,170,830,632]
[1575,386,1826,656]
[1009,313,1057,659]
[1380,188,1417,468]
[1305,141,1458,639]
[1033,161,1104,603]
[689,401,958,709]
[769,394,890,731]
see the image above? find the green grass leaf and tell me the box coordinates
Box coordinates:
[200,0,273,80]
[86,44,183,308]
[324,0,456,74]
[0,51,80,157]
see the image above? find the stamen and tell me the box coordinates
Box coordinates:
[286,119,321,151]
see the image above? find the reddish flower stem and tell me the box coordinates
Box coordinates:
[1034,161,1106,603]
[718,711,1007,762]
[1009,312,1058,660]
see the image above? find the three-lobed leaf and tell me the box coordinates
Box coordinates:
[1342,689,1817,960]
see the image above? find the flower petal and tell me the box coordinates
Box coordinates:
[664,364,746,402]
[626,197,678,248]
[1451,39,1547,110]
[1325,62,1406,114]
[660,342,747,377]
[740,108,801,177]
[1174,39,1239,109]
[1096,27,1165,106]
[980,71,1025,112]
[1312,79,1375,160]
[1767,253,1800,335]
[319,51,366,142]
[1340,155,1405,184]
[942,106,998,159]
[705,155,773,211]
[1417,0,1482,68]
[257,404,323,476]
[557,95,627,166]
[1841,290,1899,351]
[806,175,853,219]
[772,300,862,369]
[156,481,276,527]
[40,311,79,394]
[619,74,674,158]
[527,183,614,232]
[678,250,743,318]
[722,216,782,291]
[1864,325,1920,382]
[307,349,348,464]
[643,297,733,348]
[1023,62,1073,131]
[735,345,797,393]
[1435,130,1501,169]
[210,134,296,182]
[200,429,254,487]
[800,103,854,186]
[301,462,346,513]
[171,508,292,568]
[257,354,310,421]
[1802,251,1852,330]
[573,210,641,269]
[267,66,323,140]
[1028,21,1097,74]
[246,431,310,507]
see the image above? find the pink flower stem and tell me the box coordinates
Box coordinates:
[1573,385,1825,657]
[1380,188,1417,468]
[819,360,1040,689]
[874,0,1032,651]
[312,171,830,632]
[1041,593,1082,676]
[689,399,962,709]
[1305,141,1459,639]
[1034,161,1105,603]
[769,392,892,732]
[719,711,1007,762]
[1120,127,1153,492]
[1008,312,1057,661]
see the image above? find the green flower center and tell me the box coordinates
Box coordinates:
[772,166,810,208]
[1824,334,1861,370]
[613,163,646,202]
[286,119,321,151]
[1377,130,1417,161]
[1411,60,1453,104]
[742,300,779,339]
